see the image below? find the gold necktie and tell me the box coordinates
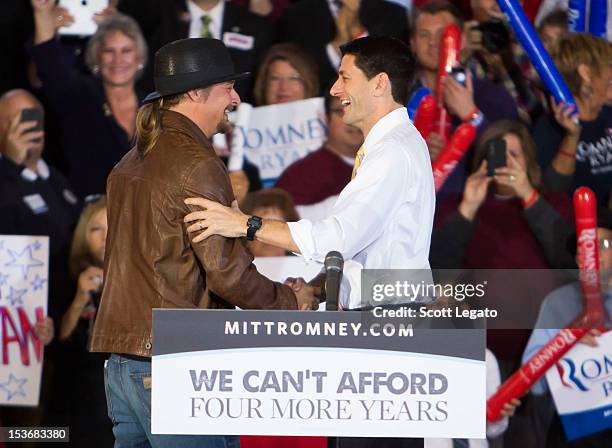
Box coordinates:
[351,148,365,179]
[200,15,212,38]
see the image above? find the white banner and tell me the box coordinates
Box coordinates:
[546,330,612,440]
[151,310,486,438]
[0,235,49,406]
[230,98,327,186]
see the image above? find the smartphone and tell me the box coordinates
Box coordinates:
[20,108,44,159]
[21,108,44,142]
[58,0,109,36]
[486,137,506,176]
[449,66,467,86]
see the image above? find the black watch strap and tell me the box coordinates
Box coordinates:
[246,215,263,241]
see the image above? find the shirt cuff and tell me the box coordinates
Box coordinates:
[287,219,317,261]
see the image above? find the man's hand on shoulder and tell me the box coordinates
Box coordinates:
[184,198,248,242]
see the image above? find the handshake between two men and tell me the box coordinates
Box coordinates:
[184,196,324,312]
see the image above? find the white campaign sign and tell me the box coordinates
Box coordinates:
[546,330,612,440]
[152,347,486,438]
[230,98,326,186]
[0,235,49,406]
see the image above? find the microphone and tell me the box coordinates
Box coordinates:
[324,251,344,311]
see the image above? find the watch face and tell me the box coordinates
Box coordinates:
[249,216,263,228]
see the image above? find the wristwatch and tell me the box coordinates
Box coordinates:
[246,216,263,241]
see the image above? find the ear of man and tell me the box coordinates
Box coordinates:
[372,72,391,98]
[186,87,212,103]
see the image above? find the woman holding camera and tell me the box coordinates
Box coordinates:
[30,0,146,199]
[432,120,573,270]
[431,120,574,375]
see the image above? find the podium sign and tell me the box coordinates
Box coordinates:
[152,309,486,438]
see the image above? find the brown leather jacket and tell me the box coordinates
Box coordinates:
[90,110,297,357]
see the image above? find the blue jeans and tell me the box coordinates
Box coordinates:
[104,354,239,448]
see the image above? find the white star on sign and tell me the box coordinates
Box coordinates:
[4,246,44,279]
[5,286,27,306]
[0,374,27,401]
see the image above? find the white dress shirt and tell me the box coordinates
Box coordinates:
[288,107,435,309]
[187,0,225,39]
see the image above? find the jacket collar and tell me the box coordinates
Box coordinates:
[161,109,211,148]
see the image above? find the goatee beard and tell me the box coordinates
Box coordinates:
[217,116,232,134]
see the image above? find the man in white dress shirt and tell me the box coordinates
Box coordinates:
[184,36,435,311]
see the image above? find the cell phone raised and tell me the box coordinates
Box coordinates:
[20,108,44,137]
[486,137,506,177]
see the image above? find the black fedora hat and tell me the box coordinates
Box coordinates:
[143,38,249,103]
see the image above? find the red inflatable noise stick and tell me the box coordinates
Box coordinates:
[436,23,462,105]
[413,94,438,141]
[486,187,605,422]
[435,23,462,141]
[432,123,477,192]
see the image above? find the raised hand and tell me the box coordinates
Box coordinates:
[500,398,521,418]
[551,97,581,136]
[443,73,476,121]
[76,266,104,305]
[494,151,534,200]
[459,160,492,221]
[3,113,44,166]
[32,0,75,44]
[93,0,118,26]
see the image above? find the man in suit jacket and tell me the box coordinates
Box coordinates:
[277,0,409,92]
[118,0,272,102]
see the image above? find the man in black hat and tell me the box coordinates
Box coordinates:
[90,38,317,447]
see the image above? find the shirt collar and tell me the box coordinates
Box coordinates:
[21,159,50,181]
[361,107,409,155]
[188,0,225,27]
[0,153,50,181]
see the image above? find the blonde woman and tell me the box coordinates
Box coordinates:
[59,196,107,341]
[30,0,147,199]
[55,195,112,446]
[533,33,612,207]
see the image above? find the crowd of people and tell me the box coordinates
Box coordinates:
[1,0,611,447]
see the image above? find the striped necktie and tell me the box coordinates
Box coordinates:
[351,147,364,179]
[200,15,212,38]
